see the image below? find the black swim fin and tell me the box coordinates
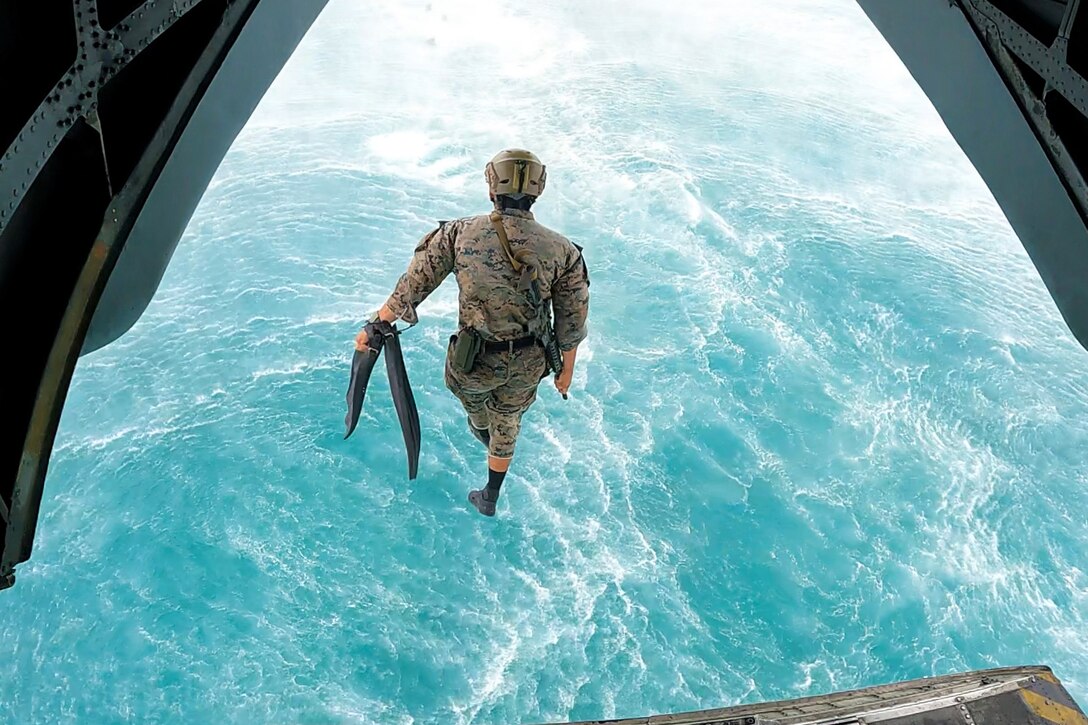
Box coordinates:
[344,327,386,439]
[383,327,421,480]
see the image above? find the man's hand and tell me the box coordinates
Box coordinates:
[355,327,370,351]
[553,346,578,398]
[355,305,398,351]
[554,368,573,397]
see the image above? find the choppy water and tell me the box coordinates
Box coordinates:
[6,1,1088,723]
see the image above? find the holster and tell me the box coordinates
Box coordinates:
[542,330,563,377]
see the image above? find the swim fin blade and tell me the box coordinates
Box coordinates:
[344,335,385,439]
[383,328,421,480]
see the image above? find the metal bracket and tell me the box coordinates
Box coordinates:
[1059,0,1082,41]
[959,0,1088,223]
[963,0,1088,116]
[0,0,204,237]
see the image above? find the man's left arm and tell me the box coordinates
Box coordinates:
[355,223,456,349]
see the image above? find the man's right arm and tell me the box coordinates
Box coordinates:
[552,245,590,350]
[551,245,590,393]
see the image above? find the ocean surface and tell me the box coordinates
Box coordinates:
[6,1,1088,723]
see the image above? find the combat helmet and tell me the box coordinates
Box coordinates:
[485,149,547,199]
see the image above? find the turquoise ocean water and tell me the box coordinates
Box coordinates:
[6,1,1088,722]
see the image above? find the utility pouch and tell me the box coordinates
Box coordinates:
[451,328,483,373]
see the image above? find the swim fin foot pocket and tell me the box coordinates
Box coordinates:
[344,321,421,480]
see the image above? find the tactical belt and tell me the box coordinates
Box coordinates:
[482,335,540,353]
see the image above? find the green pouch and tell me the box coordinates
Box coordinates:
[451,329,483,373]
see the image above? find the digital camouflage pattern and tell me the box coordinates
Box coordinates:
[385,207,590,458]
[386,208,589,350]
[444,341,547,458]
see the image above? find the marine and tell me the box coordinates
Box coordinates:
[353,149,590,516]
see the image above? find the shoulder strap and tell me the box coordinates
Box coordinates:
[489,211,541,297]
[489,211,523,271]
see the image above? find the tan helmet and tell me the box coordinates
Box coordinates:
[485,149,547,199]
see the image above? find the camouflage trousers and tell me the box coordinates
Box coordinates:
[444,339,547,459]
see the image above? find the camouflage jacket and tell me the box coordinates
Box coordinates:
[385,209,590,351]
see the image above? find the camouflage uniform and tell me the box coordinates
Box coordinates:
[385,208,590,458]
